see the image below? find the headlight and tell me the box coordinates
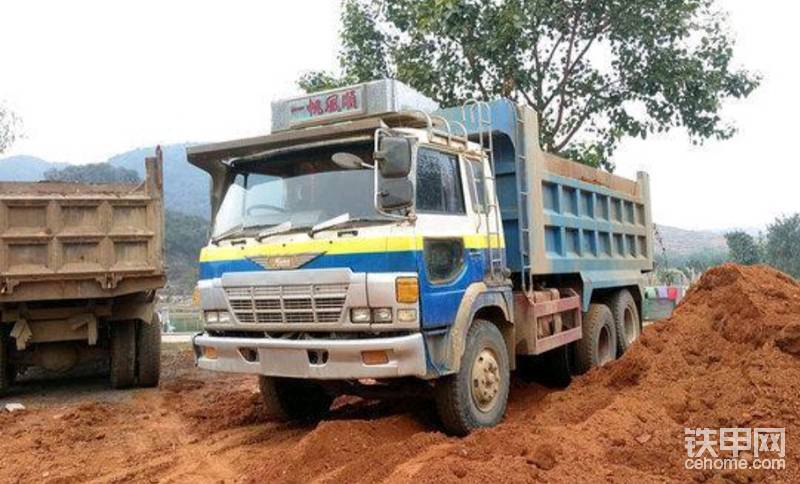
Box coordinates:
[372,307,392,323]
[350,307,372,323]
[397,308,417,323]
[204,311,232,324]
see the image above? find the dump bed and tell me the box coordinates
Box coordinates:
[440,101,653,307]
[0,152,165,303]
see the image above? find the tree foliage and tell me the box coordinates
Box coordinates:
[43,163,141,184]
[0,103,21,155]
[724,230,762,266]
[164,210,210,294]
[300,0,760,169]
[765,214,800,278]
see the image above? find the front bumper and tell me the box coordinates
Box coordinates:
[193,333,427,379]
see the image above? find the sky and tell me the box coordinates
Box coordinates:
[1,0,798,231]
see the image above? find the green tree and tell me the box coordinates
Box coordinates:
[43,163,140,184]
[765,214,800,278]
[300,0,760,169]
[164,210,210,294]
[724,230,762,266]
[0,103,21,154]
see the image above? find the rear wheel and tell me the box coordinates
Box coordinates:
[110,321,136,389]
[573,304,617,375]
[0,331,11,396]
[434,320,510,436]
[136,313,161,388]
[258,377,333,422]
[609,289,640,355]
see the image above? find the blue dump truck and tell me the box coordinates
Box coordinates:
[188,80,653,435]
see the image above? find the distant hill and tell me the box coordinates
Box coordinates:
[0,144,211,218]
[106,144,210,218]
[0,155,67,181]
[44,162,140,184]
[656,224,728,257]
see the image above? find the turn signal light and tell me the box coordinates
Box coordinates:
[202,346,218,360]
[396,277,419,303]
[361,350,389,365]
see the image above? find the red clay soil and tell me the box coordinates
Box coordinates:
[1,264,798,483]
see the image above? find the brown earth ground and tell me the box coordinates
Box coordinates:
[1,264,799,483]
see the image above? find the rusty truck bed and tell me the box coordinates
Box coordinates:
[0,152,165,303]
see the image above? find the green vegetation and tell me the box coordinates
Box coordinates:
[654,247,729,284]
[164,210,209,294]
[765,214,800,278]
[724,230,763,265]
[301,0,760,169]
[0,103,20,154]
[43,162,140,184]
[723,215,800,279]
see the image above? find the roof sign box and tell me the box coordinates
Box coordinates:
[286,85,366,128]
[271,79,439,132]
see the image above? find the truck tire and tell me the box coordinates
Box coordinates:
[608,289,640,355]
[434,320,510,436]
[573,303,617,375]
[258,376,333,421]
[136,313,161,388]
[517,345,572,389]
[110,321,136,389]
[0,331,11,396]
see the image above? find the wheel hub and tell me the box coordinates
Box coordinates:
[471,348,501,412]
[597,325,613,365]
[624,307,638,345]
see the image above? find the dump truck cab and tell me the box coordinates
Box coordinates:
[189,80,653,435]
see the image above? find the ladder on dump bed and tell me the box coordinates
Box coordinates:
[515,108,532,295]
[462,100,505,283]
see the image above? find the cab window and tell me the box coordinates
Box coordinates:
[415,147,465,214]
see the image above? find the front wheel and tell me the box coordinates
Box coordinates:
[435,320,510,436]
[258,377,333,422]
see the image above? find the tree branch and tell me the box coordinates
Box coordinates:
[552,94,599,151]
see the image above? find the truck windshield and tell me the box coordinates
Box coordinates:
[212,145,385,240]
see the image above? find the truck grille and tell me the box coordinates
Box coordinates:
[224,283,348,325]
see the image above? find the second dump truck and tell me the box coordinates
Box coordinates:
[0,150,165,394]
[189,80,653,435]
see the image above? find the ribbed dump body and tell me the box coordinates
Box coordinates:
[438,101,653,285]
[0,156,165,303]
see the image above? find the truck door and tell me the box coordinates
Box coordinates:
[414,146,484,329]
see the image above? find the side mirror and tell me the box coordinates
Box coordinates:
[378,178,413,210]
[375,136,412,178]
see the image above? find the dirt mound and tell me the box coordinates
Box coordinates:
[243,264,800,483]
[162,375,268,435]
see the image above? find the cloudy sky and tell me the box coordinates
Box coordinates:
[1,0,797,230]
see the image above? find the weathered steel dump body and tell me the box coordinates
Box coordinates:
[0,152,165,392]
[439,101,653,309]
[0,157,165,303]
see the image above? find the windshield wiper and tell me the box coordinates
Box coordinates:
[308,214,392,238]
[213,222,295,244]
[211,224,244,244]
[256,222,314,242]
